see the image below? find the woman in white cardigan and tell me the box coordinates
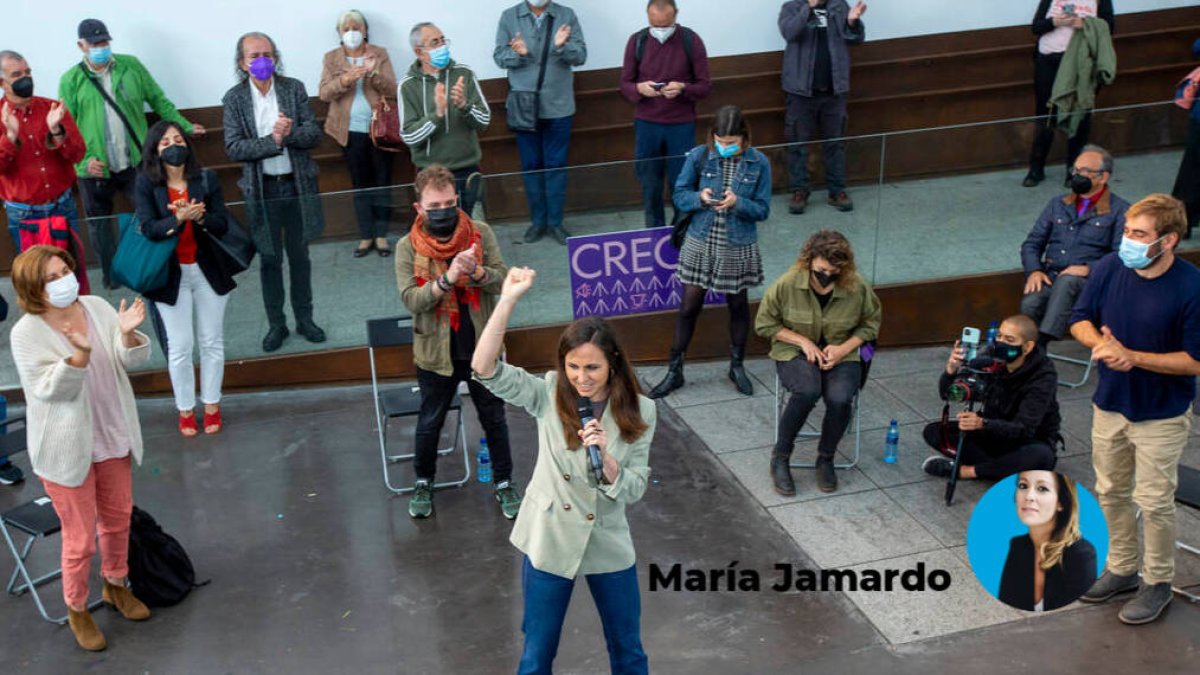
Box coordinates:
[9,245,153,652]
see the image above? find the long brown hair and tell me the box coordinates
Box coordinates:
[795,229,858,289]
[554,317,649,448]
[1038,472,1083,571]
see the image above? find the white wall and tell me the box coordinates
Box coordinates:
[4,0,1196,110]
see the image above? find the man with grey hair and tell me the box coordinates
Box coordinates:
[223,32,326,352]
[399,22,490,218]
[1020,144,1128,346]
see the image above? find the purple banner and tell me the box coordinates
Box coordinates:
[568,226,722,320]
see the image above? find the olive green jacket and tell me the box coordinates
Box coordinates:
[394,218,506,376]
[755,267,882,362]
[475,360,656,579]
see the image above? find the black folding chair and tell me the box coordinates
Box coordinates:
[367,316,470,495]
[2,497,103,624]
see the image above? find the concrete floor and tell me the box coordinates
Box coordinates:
[1,346,1198,673]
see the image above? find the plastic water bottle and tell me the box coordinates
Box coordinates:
[985,321,999,347]
[477,438,492,483]
[884,420,900,464]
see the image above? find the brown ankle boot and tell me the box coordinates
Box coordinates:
[67,607,107,651]
[103,580,151,621]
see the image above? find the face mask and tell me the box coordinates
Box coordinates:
[160,144,189,167]
[992,342,1023,363]
[46,274,80,309]
[812,270,838,288]
[342,30,364,50]
[88,45,112,66]
[424,206,459,238]
[649,26,676,44]
[10,76,33,99]
[1118,234,1167,270]
[248,56,275,81]
[1069,173,1093,195]
[428,45,451,70]
[715,141,740,158]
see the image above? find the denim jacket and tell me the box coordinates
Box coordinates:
[672,145,772,247]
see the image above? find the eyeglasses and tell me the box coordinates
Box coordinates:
[1072,166,1104,177]
[424,37,451,49]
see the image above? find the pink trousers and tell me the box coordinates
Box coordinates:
[40,456,133,608]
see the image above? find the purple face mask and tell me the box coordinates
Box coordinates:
[248,56,275,81]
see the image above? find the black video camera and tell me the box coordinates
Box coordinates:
[947,352,1004,404]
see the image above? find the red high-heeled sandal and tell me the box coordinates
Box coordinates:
[179,412,199,437]
[203,407,222,435]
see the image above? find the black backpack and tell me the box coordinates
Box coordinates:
[127,506,208,607]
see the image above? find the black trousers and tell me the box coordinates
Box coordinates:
[1171,118,1200,238]
[343,132,394,239]
[784,92,849,195]
[77,167,138,284]
[450,165,481,220]
[1029,52,1093,178]
[774,358,861,460]
[259,178,314,329]
[414,360,513,483]
[922,421,1056,481]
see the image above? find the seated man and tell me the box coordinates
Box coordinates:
[1020,145,1129,346]
[922,315,1061,481]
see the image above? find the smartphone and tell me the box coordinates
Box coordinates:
[960,327,981,362]
[703,194,723,206]
[651,82,666,90]
[1062,3,1076,16]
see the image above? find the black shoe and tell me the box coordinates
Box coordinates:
[815,458,837,493]
[648,350,685,399]
[523,224,546,243]
[0,462,24,485]
[549,224,570,246]
[922,455,954,478]
[1080,570,1140,604]
[1021,171,1045,188]
[353,240,374,258]
[728,348,754,396]
[770,454,795,496]
[262,325,289,352]
[296,319,327,343]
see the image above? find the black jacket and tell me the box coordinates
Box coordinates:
[998,534,1097,611]
[134,168,236,305]
[938,346,1062,446]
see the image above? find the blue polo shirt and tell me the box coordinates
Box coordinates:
[1069,253,1200,422]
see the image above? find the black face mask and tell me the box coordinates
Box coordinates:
[424,206,459,238]
[812,270,838,288]
[992,342,1024,363]
[1070,174,1094,195]
[160,144,189,167]
[10,76,33,99]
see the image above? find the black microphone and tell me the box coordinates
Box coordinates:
[576,397,605,484]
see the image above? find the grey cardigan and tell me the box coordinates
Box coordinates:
[221,76,326,260]
[493,1,587,119]
[778,0,865,97]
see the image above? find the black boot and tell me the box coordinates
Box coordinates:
[648,349,685,399]
[770,454,795,496]
[815,457,838,493]
[729,347,754,396]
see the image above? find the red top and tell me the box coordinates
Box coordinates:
[168,186,198,264]
[0,96,86,205]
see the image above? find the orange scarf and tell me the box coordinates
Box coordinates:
[410,210,483,330]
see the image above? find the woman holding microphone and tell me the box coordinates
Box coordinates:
[471,266,656,674]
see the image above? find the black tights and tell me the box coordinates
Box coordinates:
[671,285,750,353]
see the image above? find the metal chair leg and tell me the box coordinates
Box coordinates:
[1175,541,1200,603]
[775,373,862,470]
[1048,351,1093,389]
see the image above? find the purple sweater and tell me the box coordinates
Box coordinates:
[619,27,712,124]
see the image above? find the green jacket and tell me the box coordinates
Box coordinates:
[58,54,194,178]
[395,218,507,376]
[1050,18,1116,137]
[398,59,490,169]
[755,267,882,363]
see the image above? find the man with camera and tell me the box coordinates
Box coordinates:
[921,315,1061,481]
[1020,145,1128,346]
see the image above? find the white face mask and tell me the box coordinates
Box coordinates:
[342,30,364,50]
[649,25,676,44]
[46,274,80,309]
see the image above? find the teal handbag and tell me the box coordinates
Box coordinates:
[110,213,178,293]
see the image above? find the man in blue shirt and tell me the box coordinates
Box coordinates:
[1069,193,1200,625]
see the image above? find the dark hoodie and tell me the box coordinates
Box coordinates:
[939,346,1062,445]
[398,59,491,169]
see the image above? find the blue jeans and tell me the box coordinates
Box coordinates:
[4,189,79,254]
[515,116,573,230]
[634,119,695,228]
[519,557,647,675]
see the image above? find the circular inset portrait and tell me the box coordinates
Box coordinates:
[966,470,1108,612]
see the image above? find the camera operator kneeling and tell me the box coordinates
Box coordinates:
[922,315,1062,481]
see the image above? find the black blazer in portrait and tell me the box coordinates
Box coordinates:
[998,534,1097,611]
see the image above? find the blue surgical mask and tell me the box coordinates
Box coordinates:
[429,45,451,69]
[89,45,112,66]
[715,141,740,158]
[1118,234,1167,270]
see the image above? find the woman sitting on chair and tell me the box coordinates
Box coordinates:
[755,229,881,497]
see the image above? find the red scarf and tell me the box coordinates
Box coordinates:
[410,210,483,330]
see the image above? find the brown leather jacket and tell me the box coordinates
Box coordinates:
[317,43,399,146]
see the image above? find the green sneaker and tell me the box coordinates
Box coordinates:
[408,480,434,519]
[495,481,522,520]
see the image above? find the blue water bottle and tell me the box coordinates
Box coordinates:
[477,438,492,483]
[985,320,999,347]
[884,420,900,464]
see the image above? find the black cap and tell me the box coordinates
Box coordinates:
[77,19,112,44]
